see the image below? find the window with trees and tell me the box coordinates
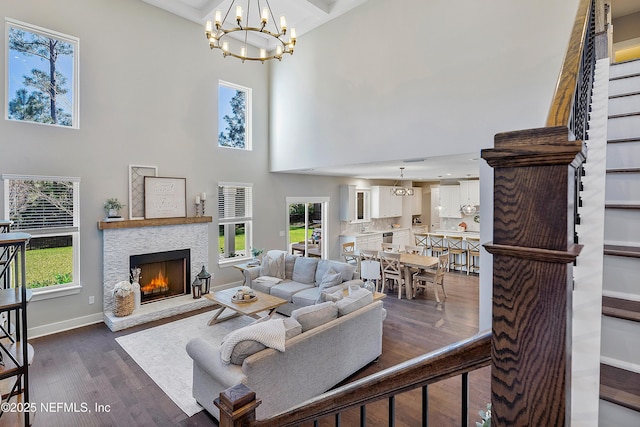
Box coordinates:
[218,81,251,150]
[218,183,253,264]
[5,18,79,128]
[3,175,80,292]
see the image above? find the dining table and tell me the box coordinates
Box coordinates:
[398,252,438,300]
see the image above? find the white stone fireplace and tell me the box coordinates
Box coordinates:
[100,217,214,331]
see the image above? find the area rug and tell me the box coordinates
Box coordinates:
[115,311,265,416]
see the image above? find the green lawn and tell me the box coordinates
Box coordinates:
[289,226,312,244]
[25,246,73,288]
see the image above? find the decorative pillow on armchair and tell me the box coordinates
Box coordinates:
[260,251,285,279]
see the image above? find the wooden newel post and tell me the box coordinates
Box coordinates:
[215,384,262,427]
[481,127,585,426]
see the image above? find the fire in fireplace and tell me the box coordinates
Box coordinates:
[130,249,190,304]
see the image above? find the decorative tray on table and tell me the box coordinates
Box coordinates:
[232,294,257,304]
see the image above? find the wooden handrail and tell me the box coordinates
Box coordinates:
[546,0,593,128]
[216,331,491,427]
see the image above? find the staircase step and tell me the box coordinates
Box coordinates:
[603,296,640,322]
[604,245,640,258]
[606,204,640,209]
[610,90,640,100]
[610,74,640,98]
[608,137,640,144]
[610,112,640,120]
[610,58,640,79]
[607,114,640,141]
[607,168,640,174]
[607,140,640,169]
[606,173,640,201]
[600,364,640,412]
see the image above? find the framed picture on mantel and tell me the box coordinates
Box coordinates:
[144,177,186,219]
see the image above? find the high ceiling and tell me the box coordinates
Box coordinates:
[141,0,640,181]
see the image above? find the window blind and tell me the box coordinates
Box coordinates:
[218,183,252,222]
[4,176,79,232]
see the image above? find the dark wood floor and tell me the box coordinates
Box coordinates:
[13,270,488,427]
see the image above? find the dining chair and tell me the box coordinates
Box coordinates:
[379,251,404,299]
[466,237,481,275]
[341,241,359,269]
[403,245,425,255]
[381,243,400,252]
[428,234,446,257]
[359,249,379,261]
[446,236,465,272]
[413,253,448,302]
[414,233,429,252]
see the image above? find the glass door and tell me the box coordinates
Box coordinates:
[286,197,328,258]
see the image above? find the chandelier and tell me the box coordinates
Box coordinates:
[391,167,414,196]
[205,0,296,63]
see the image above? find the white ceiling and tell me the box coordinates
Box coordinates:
[141,0,640,182]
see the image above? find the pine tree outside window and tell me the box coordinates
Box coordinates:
[218,81,251,150]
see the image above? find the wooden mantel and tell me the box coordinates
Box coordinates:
[97,216,212,230]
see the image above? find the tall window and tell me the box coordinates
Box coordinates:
[218,81,251,150]
[218,183,252,264]
[3,175,80,291]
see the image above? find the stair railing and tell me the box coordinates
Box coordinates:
[216,331,491,427]
[215,1,603,426]
[480,0,603,425]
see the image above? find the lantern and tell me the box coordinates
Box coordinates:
[197,266,212,294]
[191,277,202,299]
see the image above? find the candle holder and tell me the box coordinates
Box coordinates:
[201,200,206,216]
[195,202,202,217]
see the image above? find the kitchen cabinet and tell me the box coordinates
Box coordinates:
[340,234,383,253]
[392,229,410,250]
[459,180,480,206]
[411,188,422,215]
[340,185,371,222]
[371,186,402,218]
[439,185,462,218]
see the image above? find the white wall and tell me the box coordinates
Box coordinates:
[0,0,349,333]
[269,0,581,172]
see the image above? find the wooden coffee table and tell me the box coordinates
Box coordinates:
[204,287,287,326]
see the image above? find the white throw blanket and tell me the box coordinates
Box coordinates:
[220,319,286,364]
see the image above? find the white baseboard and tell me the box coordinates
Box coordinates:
[27,280,244,338]
[601,356,640,374]
[29,312,104,338]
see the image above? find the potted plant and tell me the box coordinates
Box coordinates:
[104,198,125,218]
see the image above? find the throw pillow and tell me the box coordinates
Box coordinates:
[292,257,319,284]
[317,289,344,304]
[260,251,285,279]
[336,287,374,316]
[284,254,297,280]
[291,301,338,332]
[315,260,356,285]
[319,268,343,290]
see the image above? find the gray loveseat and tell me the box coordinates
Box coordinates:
[186,295,385,421]
[242,250,362,315]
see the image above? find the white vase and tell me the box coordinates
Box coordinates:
[132,282,141,310]
[108,208,118,218]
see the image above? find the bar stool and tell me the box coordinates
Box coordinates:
[414,233,429,253]
[466,237,481,275]
[446,236,466,272]
[428,234,446,257]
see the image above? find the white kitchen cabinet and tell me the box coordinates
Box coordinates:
[371,186,402,218]
[411,188,422,215]
[459,180,480,206]
[439,185,462,218]
[392,229,410,250]
[341,234,383,253]
[340,185,371,222]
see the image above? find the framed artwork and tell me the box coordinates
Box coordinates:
[144,177,186,219]
[129,165,158,220]
[5,18,79,128]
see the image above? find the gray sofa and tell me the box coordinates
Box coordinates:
[243,250,362,315]
[186,296,385,421]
